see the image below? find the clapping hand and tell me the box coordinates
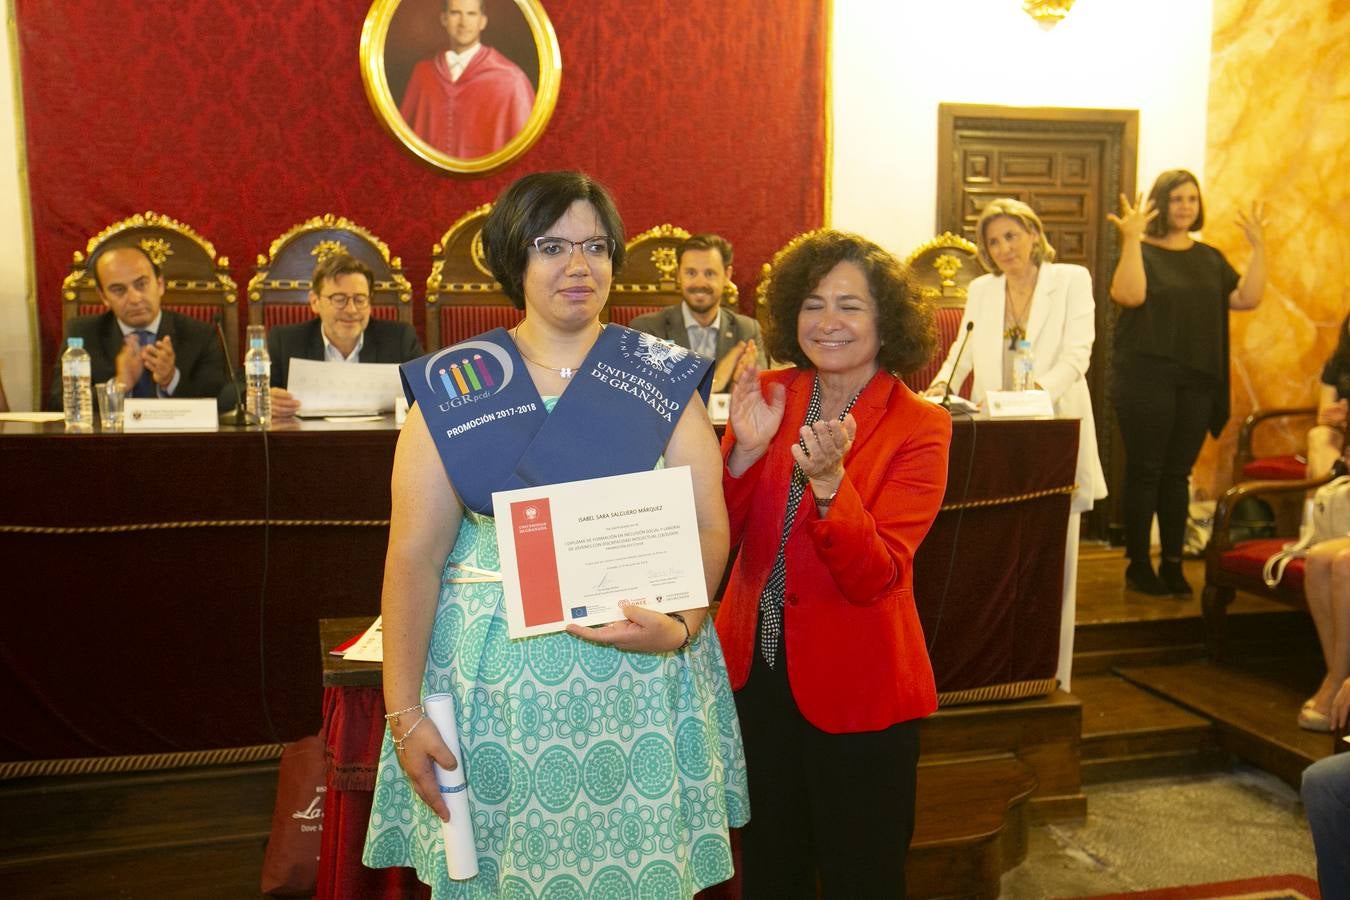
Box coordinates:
[726,354,785,474]
[142,335,176,388]
[1107,193,1157,239]
[792,415,857,498]
[1235,200,1267,249]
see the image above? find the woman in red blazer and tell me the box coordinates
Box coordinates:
[717,231,951,899]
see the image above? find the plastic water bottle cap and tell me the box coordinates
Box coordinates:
[1017,339,1031,350]
[250,338,265,349]
[67,337,84,349]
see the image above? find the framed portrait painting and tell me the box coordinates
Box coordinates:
[361,0,561,175]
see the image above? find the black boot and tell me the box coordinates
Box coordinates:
[1158,558,1192,597]
[1125,559,1170,596]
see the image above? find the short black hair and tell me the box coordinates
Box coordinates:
[676,233,733,269]
[481,171,626,308]
[1145,169,1204,238]
[762,230,935,376]
[92,242,161,291]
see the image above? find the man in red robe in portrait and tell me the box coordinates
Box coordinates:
[399,0,536,159]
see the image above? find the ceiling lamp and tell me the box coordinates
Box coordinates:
[1023,0,1075,29]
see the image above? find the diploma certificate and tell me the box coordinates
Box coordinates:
[492,467,708,638]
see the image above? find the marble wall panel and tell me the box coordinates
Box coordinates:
[1194,0,1350,496]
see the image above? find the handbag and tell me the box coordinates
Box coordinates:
[261,735,326,896]
[1262,475,1350,587]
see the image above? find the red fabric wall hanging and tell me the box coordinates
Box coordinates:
[16,0,827,395]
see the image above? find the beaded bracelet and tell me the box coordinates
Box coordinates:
[384,703,424,725]
[392,714,426,753]
[668,612,692,652]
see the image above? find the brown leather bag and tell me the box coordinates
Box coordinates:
[261,735,326,896]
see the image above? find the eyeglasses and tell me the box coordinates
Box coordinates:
[529,235,615,260]
[322,293,371,310]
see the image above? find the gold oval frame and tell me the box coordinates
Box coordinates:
[360,0,562,176]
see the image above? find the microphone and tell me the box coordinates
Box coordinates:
[215,314,258,427]
[940,321,975,410]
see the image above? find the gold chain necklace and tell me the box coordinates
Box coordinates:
[511,324,600,379]
[1003,273,1038,350]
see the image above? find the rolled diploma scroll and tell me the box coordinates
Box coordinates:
[423,692,478,880]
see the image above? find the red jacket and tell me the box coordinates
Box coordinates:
[715,368,951,733]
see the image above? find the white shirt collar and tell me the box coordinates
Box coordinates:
[116,312,163,337]
[444,43,482,75]
[680,302,721,332]
[321,328,364,363]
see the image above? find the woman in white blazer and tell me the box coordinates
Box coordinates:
[927,198,1107,691]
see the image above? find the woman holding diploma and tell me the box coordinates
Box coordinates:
[363,171,748,898]
[717,230,950,898]
[924,198,1107,691]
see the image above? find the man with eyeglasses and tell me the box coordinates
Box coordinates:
[629,233,765,392]
[225,252,421,419]
[399,0,535,159]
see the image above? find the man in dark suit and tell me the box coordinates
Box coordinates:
[231,252,422,418]
[628,233,765,392]
[51,243,226,409]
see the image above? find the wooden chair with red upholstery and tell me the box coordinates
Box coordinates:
[61,211,240,362]
[248,214,412,356]
[902,231,981,395]
[606,224,700,328]
[1201,471,1332,659]
[424,204,522,350]
[1232,407,1318,482]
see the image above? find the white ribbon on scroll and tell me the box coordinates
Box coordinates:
[423,692,478,880]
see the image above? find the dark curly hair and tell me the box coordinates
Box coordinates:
[481,171,626,309]
[762,230,935,376]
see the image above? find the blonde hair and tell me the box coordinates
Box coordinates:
[974,199,1055,274]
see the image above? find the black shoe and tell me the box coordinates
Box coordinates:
[1158,560,1192,597]
[1125,561,1170,596]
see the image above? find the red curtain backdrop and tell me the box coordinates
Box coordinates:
[17,1,827,394]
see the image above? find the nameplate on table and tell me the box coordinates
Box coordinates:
[707,393,730,425]
[492,466,708,639]
[985,390,1054,419]
[123,398,218,431]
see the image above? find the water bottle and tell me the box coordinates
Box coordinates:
[1012,339,1035,392]
[61,337,94,431]
[244,334,272,426]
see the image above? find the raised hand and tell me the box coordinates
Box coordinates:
[142,335,176,388]
[114,334,145,390]
[1235,200,1267,249]
[1106,192,1157,240]
[727,356,785,471]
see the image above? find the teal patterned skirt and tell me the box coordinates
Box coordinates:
[363,510,750,899]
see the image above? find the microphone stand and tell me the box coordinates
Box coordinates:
[215,316,258,427]
[940,321,976,410]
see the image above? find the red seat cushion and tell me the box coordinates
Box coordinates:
[1218,538,1306,591]
[1241,456,1305,480]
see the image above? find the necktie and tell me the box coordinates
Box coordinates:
[134,330,156,398]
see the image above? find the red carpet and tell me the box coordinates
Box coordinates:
[1063,874,1320,900]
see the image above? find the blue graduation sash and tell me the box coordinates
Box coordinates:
[401,326,712,514]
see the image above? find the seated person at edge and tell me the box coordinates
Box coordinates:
[717,230,950,898]
[220,252,422,418]
[629,233,766,392]
[362,171,748,897]
[51,243,226,408]
[1300,309,1350,733]
[925,198,1107,692]
[399,0,535,159]
[1301,676,1350,897]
